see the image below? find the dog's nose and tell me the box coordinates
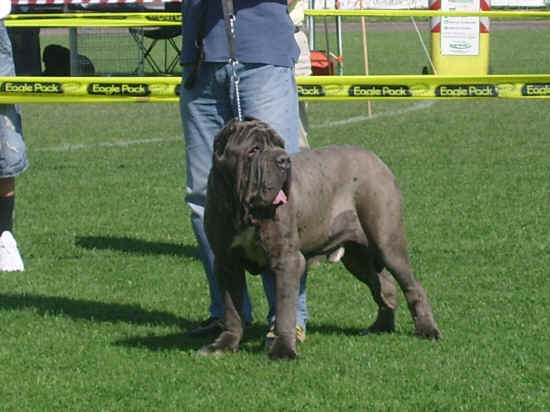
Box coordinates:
[276,154,290,170]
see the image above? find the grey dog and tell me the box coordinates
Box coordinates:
[201,118,441,359]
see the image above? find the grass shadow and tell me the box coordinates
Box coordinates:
[0,292,191,329]
[75,235,199,258]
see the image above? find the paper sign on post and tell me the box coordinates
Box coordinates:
[441,0,480,56]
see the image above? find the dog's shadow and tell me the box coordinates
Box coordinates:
[113,332,205,352]
[0,292,209,351]
[115,324,373,354]
[3,236,397,353]
[75,235,199,258]
[114,324,272,353]
[0,292,400,353]
[0,293,186,327]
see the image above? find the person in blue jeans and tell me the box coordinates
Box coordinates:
[179,0,308,343]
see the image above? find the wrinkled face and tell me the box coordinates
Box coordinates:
[213,118,291,223]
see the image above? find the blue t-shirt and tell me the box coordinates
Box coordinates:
[181,0,299,68]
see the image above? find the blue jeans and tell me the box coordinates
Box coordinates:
[0,22,28,179]
[179,62,308,330]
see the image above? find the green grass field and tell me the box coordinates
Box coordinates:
[1,23,549,411]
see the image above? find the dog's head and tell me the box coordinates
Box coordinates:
[212,117,291,226]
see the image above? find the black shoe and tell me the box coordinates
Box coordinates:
[188,316,224,337]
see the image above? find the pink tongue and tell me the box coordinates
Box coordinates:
[273,190,287,205]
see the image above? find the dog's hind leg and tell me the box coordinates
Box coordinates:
[357,182,441,340]
[377,241,441,340]
[341,243,397,334]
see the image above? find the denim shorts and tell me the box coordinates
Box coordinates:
[0,22,28,178]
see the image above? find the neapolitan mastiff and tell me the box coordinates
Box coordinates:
[202,118,441,359]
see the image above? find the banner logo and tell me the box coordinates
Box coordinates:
[349,85,411,97]
[87,83,150,97]
[435,85,497,97]
[449,42,473,51]
[297,85,325,97]
[0,81,62,94]
[146,15,181,22]
[522,83,550,97]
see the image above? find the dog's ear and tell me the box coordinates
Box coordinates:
[213,118,239,160]
[244,118,286,150]
[265,126,286,150]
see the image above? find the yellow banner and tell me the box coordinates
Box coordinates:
[297,75,550,100]
[2,75,550,103]
[4,13,181,28]
[5,10,550,28]
[0,77,180,103]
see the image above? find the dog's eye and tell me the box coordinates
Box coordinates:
[248,147,260,157]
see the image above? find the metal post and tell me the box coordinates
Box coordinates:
[69,28,79,76]
[336,14,343,75]
[136,28,144,76]
[308,0,315,51]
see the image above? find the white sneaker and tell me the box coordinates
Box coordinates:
[0,231,24,272]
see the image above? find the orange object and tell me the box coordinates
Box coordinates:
[310,50,338,76]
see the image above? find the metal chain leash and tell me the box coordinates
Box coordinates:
[227,13,243,122]
[222,0,243,122]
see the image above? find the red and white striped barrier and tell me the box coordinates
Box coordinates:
[11,0,179,5]
[429,0,490,33]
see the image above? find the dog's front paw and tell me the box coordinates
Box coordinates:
[268,335,297,360]
[198,331,240,356]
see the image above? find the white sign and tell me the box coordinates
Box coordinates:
[440,0,480,56]
[312,0,429,8]
[313,0,546,8]
[491,0,546,5]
